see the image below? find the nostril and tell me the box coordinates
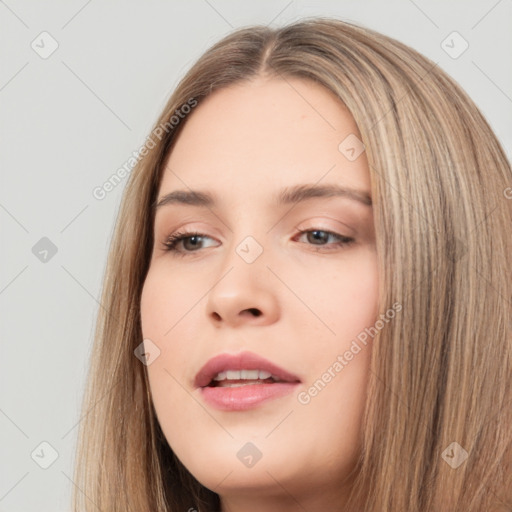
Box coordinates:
[245,308,261,317]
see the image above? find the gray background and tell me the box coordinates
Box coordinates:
[1,1,510,510]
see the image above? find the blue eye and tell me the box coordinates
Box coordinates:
[161,228,354,256]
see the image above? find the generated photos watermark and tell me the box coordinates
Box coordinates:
[92,98,198,201]
[297,301,402,405]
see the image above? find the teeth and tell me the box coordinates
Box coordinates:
[241,369,259,380]
[212,369,274,381]
[218,382,260,388]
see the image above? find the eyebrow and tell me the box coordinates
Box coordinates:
[153,183,372,211]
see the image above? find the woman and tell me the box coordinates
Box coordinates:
[72,17,512,511]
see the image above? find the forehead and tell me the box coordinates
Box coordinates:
[158,76,370,204]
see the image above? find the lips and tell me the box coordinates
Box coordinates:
[195,351,302,411]
[194,351,301,389]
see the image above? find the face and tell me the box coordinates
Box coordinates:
[140,76,378,508]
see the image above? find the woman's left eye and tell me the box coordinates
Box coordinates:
[161,228,354,256]
[294,229,355,250]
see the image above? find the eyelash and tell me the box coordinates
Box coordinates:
[161,228,355,257]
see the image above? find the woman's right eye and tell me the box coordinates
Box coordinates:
[162,231,217,256]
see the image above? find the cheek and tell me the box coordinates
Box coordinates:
[140,269,189,407]
[140,266,174,337]
[338,254,379,334]
[140,276,198,462]
[301,248,379,342]
[293,250,378,438]
[140,264,207,429]
[140,262,201,341]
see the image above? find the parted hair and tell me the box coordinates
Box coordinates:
[72,17,512,512]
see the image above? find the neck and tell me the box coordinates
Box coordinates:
[218,477,361,512]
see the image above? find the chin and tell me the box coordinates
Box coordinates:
[170,436,298,491]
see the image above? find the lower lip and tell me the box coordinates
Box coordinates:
[200,382,299,411]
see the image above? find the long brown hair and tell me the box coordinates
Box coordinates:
[72,17,512,511]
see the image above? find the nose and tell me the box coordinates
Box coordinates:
[205,245,281,328]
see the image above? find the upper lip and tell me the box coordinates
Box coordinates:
[194,350,301,388]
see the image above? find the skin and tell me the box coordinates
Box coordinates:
[140,75,378,511]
